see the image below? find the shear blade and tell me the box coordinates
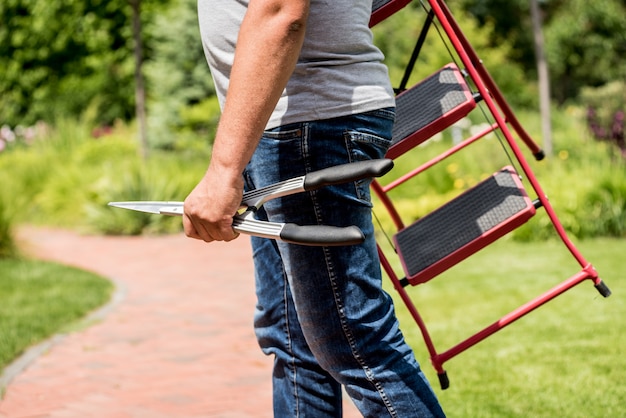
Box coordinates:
[108,201,184,215]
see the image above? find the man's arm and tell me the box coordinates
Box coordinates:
[183,0,310,242]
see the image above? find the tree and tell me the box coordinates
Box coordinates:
[0,0,134,126]
[373,2,534,108]
[129,0,148,159]
[457,0,536,70]
[144,0,217,150]
[530,0,552,156]
[544,0,626,104]
[457,0,626,105]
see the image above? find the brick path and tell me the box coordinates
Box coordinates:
[0,227,361,417]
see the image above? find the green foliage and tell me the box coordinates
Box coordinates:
[0,0,135,126]
[373,3,537,109]
[0,119,208,235]
[508,106,626,241]
[580,80,626,140]
[2,0,625,130]
[3,103,626,240]
[374,105,626,241]
[144,0,218,150]
[84,153,203,235]
[544,0,626,103]
[0,143,54,226]
[452,0,626,105]
[0,258,113,369]
[580,173,626,238]
[0,195,18,259]
[457,0,536,69]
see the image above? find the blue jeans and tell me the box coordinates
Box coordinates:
[243,109,445,418]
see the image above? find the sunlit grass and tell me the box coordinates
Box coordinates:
[384,238,624,417]
[0,259,113,369]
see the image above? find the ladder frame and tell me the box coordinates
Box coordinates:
[370,0,611,389]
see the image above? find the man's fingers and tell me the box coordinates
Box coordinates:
[183,215,214,242]
[223,228,240,242]
[183,214,240,242]
[211,220,239,242]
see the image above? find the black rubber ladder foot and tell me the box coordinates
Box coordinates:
[534,149,546,161]
[438,370,450,390]
[595,280,612,298]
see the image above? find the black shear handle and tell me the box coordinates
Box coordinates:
[280,224,365,246]
[303,159,394,191]
[285,159,393,246]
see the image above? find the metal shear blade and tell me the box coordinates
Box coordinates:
[108,201,184,216]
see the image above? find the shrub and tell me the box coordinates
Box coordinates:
[84,154,203,235]
[375,105,626,242]
[144,0,218,150]
[581,81,625,156]
[373,3,536,109]
[5,105,625,240]
[0,118,208,235]
[0,196,17,259]
[580,173,626,237]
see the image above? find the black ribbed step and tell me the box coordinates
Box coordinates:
[394,166,536,285]
[386,64,476,159]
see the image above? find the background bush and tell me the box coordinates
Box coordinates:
[1,103,624,241]
[144,0,219,150]
[5,0,624,145]
[0,195,18,259]
[0,119,207,237]
[0,0,623,241]
[373,105,626,242]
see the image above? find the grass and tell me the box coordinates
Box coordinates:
[0,258,114,370]
[384,237,624,417]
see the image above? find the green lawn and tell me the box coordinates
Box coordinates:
[387,238,624,417]
[1,238,622,416]
[0,259,113,369]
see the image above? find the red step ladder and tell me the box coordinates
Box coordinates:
[370,0,611,389]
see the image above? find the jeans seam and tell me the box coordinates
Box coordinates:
[299,127,397,417]
[308,188,397,417]
[283,265,300,417]
[302,123,312,176]
[323,245,397,418]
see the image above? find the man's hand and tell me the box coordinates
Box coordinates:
[183,167,243,243]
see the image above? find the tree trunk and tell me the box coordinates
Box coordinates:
[530,0,553,157]
[130,0,148,160]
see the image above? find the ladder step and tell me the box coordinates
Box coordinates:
[386,64,476,160]
[370,0,412,27]
[394,166,536,285]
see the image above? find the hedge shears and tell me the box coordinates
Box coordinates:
[109,159,393,246]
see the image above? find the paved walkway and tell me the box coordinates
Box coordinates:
[0,227,361,417]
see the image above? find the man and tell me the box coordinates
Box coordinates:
[183,0,445,416]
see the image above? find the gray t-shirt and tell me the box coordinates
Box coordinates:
[197,0,395,129]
